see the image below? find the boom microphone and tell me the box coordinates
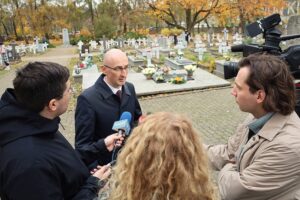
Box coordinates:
[112,111,132,136]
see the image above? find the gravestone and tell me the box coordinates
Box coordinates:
[222,28,229,42]
[62,28,70,45]
[128,55,145,68]
[89,40,98,50]
[159,36,170,55]
[77,40,83,51]
[80,43,90,60]
[174,41,185,59]
[146,50,154,67]
[287,15,300,46]
[34,36,39,46]
[102,36,107,50]
[7,42,21,62]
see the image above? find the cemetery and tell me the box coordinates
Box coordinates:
[68,28,251,95]
[2,1,300,200]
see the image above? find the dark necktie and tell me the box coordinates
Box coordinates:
[248,129,255,141]
[116,90,122,101]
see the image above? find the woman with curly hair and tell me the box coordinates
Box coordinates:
[108,112,216,200]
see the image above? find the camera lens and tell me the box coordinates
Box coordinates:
[223,61,239,79]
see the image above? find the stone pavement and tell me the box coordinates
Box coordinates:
[0,45,248,147]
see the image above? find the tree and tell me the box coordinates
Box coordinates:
[94,1,119,39]
[213,0,286,33]
[148,0,219,33]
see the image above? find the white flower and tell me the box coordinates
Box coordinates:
[184,65,196,72]
[142,67,156,75]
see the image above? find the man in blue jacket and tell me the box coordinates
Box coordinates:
[75,48,142,167]
[0,62,112,200]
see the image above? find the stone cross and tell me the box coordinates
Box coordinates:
[77,40,83,51]
[222,28,229,41]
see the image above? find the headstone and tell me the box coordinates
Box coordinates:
[62,28,70,45]
[174,41,185,59]
[102,35,107,50]
[42,42,48,51]
[146,50,154,67]
[233,32,243,45]
[222,28,229,41]
[34,36,39,46]
[77,40,83,51]
[89,40,97,50]
[194,45,206,61]
[80,43,90,59]
[19,43,27,55]
[7,42,21,62]
[142,38,147,46]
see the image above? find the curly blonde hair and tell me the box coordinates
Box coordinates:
[109,112,215,200]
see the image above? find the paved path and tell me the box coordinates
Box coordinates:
[0,45,247,146]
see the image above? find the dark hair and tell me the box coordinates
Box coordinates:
[238,54,295,115]
[13,62,70,112]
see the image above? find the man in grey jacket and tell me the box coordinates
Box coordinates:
[206,54,300,200]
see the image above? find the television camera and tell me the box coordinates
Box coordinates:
[223,13,300,116]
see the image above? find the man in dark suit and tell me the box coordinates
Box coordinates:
[75,49,142,167]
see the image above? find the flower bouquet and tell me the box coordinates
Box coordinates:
[154,74,165,83]
[184,65,196,77]
[170,76,186,84]
[142,67,156,80]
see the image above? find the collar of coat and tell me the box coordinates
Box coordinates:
[248,112,299,141]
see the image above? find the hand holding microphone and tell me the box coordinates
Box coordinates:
[104,112,132,152]
[104,133,124,151]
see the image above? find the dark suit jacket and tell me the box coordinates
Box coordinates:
[75,74,142,166]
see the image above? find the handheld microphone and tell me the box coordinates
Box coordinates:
[112,111,132,136]
[111,112,132,162]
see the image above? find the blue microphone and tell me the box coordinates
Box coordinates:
[112,111,132,136]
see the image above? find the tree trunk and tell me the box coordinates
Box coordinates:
[239,13,246,35]
[1,21,9,36]
[88,0,94,26]
[12,19,19,40]
[185,8,192,33]
[123,22,127,33]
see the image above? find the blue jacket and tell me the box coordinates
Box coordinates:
[0,89,100,200]
[75,74,142,166]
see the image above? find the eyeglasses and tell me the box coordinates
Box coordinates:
[104,65,129,72]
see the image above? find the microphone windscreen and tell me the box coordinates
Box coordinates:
[120,111,132,123]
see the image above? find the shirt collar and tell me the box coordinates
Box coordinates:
[103,76,122,94]
[248,112,274,134]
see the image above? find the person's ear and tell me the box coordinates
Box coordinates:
[256,89,266,103]
[47,99,58,112]
[101,65,106,74]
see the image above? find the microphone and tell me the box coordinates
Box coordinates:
[112,111,132,136]
[111,112,132,162]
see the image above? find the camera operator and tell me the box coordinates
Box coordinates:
[205,54,300,200]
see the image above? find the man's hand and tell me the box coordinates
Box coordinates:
[104,133,124,151]
[91,164,111,181]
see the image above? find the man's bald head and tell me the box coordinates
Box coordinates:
[102,48,129,88]
[103,49,127,67]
